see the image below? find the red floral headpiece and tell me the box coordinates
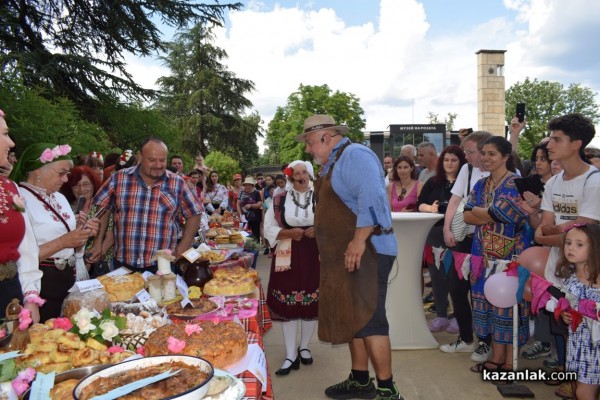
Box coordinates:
[283,167,293,177]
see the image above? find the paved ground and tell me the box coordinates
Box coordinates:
[256,252,562,400]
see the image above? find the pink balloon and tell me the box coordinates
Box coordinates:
[517,246,550,277]
[484,272,519,308]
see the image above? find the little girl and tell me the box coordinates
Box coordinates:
[555,224,600,400]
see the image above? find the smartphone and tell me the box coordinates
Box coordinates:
[516,103,526,123]
[92,207,108,219]
[74,196,86,214]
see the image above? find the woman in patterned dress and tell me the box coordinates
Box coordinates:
[264,160,319,376]
[464,136,531,373]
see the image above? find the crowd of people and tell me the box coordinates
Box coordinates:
[2,106,600,400]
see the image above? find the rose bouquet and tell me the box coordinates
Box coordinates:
[69,308,126,345]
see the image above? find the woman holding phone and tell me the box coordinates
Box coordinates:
[10,143,100,321]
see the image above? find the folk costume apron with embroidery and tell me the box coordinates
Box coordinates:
[314,142,378,344]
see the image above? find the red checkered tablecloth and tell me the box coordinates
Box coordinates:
[241,332,274,400]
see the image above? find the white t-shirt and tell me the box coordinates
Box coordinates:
[541,166,600,286]
[451,164,490,199]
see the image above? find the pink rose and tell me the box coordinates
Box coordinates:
[164,249,172,255]
[25,294,46,307]
[58,144,71,155]
[39,148,54,163]
[136,346,145,356]
[17,367,36,383]
[184,324,203,336]
[18,308,32,331]
[51,146,61,158]
[11,378,30,396]
[52,317,73,331]
[211,317,220,325]
[0,327,6,339]
[12,195,25,212]
[294,293,304,302]
[108,346,125,354]
[167,336,186,353]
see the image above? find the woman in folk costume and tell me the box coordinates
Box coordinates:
[264,160,320,376]
[10,143,99,321]
[0,109,43,322]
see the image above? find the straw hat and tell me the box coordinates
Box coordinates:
[295,114,349,142]
[243,177,255,186]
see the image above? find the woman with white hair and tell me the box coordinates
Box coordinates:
[264,160,320,376]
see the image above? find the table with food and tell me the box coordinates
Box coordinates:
[0,239,273,400]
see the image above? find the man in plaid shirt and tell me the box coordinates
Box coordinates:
[93,137,203,272]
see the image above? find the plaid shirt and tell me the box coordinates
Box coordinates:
[94,166,203,267]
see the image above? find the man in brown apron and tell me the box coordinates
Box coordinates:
[296,115,402,400]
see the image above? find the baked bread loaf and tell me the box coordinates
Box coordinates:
[145,321,247,368]
[212,265,258,281]
[61,289,111,318]
[50,378,79,400]
[98,273,145,302]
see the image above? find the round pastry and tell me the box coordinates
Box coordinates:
[202,276,255,297]
[166,298,219,319]
[144,322,247,368]
[61,289,111,318]
[212,266,258,281]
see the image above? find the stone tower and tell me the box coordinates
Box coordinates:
[476,49,506,136]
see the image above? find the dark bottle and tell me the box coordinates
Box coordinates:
[183,258,213,289]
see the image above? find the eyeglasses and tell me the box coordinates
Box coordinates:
[72,182,92,190]
[52,168,71,177]
[397,188,407,201]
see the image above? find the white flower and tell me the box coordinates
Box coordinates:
[73,308,95,324]
[77,318,96,335]
[99,320,119,341]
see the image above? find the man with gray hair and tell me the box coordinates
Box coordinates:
[417,142,438,183]
[400,144,417,161]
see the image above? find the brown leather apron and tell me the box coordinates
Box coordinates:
[314,142,378,344]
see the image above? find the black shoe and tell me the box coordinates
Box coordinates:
[427,304,437,313]
[422,292,434,304]
[298,347,313,365]
[263,248,269,255]
[275,357,300,376]
[325,374,376,399]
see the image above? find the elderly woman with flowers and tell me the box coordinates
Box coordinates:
[10,143,99,321]
[264,160,320,376]
[0,109,43,323]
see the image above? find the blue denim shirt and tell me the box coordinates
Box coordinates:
[321,138,397,256]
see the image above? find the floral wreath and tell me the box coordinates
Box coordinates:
[119,149,133,166]
[39,145,72,163]
[89,151,104,163]
[283,167,293,178]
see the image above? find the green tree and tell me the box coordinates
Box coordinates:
[156,23,260,168]
[265,84,366,162]
[0,0,241,117]
[205,151,240,184]
[426,111,458,131]
[505,77,600,157]
[0,77,112,156]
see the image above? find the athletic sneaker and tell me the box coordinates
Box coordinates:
[470,341,492,362]
[522,341,551,359]
[374,384,403,400]
[325,374,377,400]
[439,337,476,353]
[543,358,560,369]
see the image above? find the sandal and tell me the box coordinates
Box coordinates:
[470,361,503,373]
[491,365,514,385]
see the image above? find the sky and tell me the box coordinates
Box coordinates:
[126,0,600,146]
